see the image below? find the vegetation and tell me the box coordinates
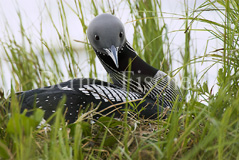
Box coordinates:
[0,0,239,159]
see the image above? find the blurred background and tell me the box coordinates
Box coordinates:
[0,0,222,97]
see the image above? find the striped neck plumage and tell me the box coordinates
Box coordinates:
[95,41,182,107]
[95,41,156,93]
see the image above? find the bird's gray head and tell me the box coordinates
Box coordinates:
[87,13,126,68]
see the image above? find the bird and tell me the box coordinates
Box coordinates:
[15,13,182,124]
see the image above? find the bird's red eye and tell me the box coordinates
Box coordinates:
[119,32,123,38]
[95,35,100,40]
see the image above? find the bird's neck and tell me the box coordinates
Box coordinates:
[95,41,182,107]
[117,41,158,77]
[96,41,158,93]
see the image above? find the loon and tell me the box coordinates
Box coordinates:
[16,13,182,124]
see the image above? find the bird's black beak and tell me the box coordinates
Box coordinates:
[104,45,119,68]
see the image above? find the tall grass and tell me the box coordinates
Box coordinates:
[0,0,239,159]
[127,0,170,71]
